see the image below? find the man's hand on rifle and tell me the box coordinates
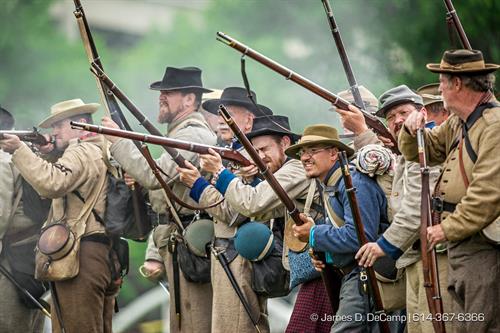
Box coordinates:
[234,164,259,183]
[36,134,55,154]
[403,109,426,136]
[335,104,368,136]
[101,117,121,143]
[427,224,447,250]
[177,160,201,188]
[311,255,326,272]
[355,242,386,268]
[0,133,22,153]
[292,213,314,243]
[199,148,223,174]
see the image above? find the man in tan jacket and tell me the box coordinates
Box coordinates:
[401,49,500,333]
[102,66,216,333]
[178,114,307,333]
[0,99,119,333]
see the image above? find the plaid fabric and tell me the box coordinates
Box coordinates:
[286,278,334,333]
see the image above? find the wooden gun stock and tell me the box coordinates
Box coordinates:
[216,31,399,154]
[70,121,252,167]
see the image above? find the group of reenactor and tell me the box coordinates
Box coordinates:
[0,45,499,333]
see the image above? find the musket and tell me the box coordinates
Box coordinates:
[417,129,446,333]
[0,264,51,319]
[338,151,390,333]
[70,122,252,167]
[0,128,53,146]
[219,104,341,313]
[73,0,127,128]
[443,0,472,50]
[216,32,399,154]
[320,0,365,110]
[211,245,261,333]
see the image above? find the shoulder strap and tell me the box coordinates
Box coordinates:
[462,102,500,164]
[321,168,345,228]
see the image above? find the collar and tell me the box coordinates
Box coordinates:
[166,111,203,135]
[464,94,498,130]
[323,161,341,185]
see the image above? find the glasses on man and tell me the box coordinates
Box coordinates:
[297,147,331,158]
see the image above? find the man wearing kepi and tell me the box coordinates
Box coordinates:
[0,99,119,333]
[349,85,452,332]
[291,124,388,333]
[400,49,500,333]
[102,66,216,333]
[178,114,303,333]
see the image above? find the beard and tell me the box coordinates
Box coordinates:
[158,103,179,124]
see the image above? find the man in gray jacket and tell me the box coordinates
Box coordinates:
[337,85,452,333]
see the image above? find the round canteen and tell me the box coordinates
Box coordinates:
[234,222,275,261]
[183,218,214,257]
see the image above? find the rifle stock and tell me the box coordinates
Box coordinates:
[70,121,252,167]
[216,31,399,154]
[338,151,390,333]
[443,0,472,50]
[219,104,341,313]
[0,129,52,146]
[417,129,446,333]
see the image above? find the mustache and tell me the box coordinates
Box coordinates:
[217,124,230,131]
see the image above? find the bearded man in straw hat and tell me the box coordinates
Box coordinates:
[177,114,305,333]
[0,99,120,333]
[102,66,216,333]
[290,124,389,333]
[400,49,500,333]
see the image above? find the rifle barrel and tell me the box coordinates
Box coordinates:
[443,0,472,49]
[70,121,251,167]
[0,130,51,145]
[320,0,364,109]
[216,32,399,154]
[338,151,390,333]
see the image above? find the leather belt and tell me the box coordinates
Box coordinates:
[332,262,357,277]
[431,197,457,213]
[81,233,111,245]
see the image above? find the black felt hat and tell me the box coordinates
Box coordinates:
[0,105,15,130]
[202,87,273,116]
[149,66,212,92]
[246,115,300,143]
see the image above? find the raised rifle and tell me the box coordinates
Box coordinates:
[219,104,342,313]
[320,0,365,110]
[73,0,128,128]
[216,32,399,154]
[417,129,446,333]
[0,128,52,146]
[70,122,252,167]
[443,0,472,50]
[338,151,390,333]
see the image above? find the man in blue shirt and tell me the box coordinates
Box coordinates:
[290,124,388,333]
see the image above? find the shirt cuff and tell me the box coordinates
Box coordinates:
[310,225,316,248]
[215,168,236,195]
[189,177,210,202]
[377,236,404,260]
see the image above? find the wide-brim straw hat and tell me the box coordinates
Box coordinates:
[285,124,354,159]
[426,49,499,74]
[38,99,99,128]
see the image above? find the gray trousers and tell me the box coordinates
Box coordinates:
[331,267,380,333]
[0,257,44,333]
[447,234,500,333]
